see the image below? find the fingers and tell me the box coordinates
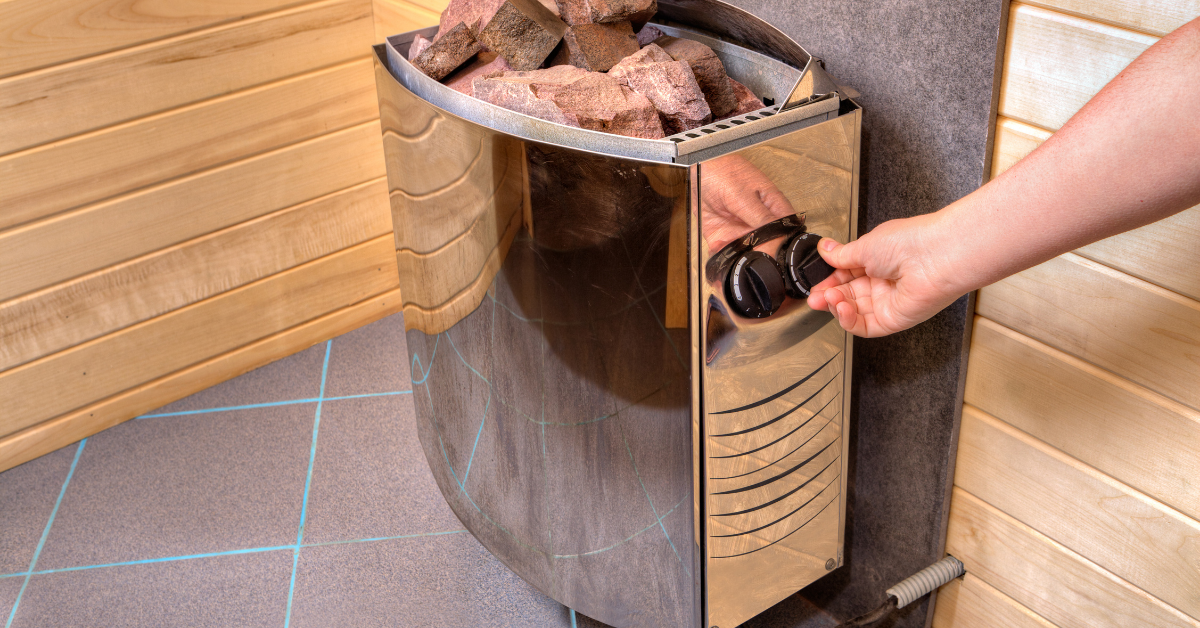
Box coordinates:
[806,267,857,311]
[817,237,865,271]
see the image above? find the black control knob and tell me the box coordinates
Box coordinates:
[725,251,786,318]
[778,232,837,298]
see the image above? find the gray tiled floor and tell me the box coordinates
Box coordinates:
[0,314,607,627]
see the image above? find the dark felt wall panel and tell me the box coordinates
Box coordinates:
[721,1,1005,626]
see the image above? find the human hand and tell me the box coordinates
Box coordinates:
[700,155,797,252]
[805,215,964,338]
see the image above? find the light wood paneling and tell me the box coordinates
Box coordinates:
[0,58,378,228]
[932,573,1056,628]
[0,288,403,474]
[946,487,1200,628]
[954,405,1200,620]
[989,116,1051,179]
[0,0,306,79]
[372,0,441,42]
[1022,0,1198,36]
[966,317,1200,521]
[0,179,390,372]
[977,253,1200,412]
[1000,3,1156,131]
[0,0,373,155]
[0,236,399,440]
[0,122,386,302]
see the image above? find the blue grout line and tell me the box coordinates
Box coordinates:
[284,340,332,628]
[570,608,578,628]
[0,531,472,581]
[5,439,86,628]
[136,390,412,418]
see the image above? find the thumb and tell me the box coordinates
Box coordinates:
[817,237,865,270]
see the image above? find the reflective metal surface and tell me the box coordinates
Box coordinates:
[373,2,860,622]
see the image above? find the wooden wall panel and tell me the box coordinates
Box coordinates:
[1000,3,1155,131]
[0,0,373,156]
[977,253,1200,412]
[946,488,1200,628]
[931,574,1055,628]
[0,58,378,228]
[0,0,305,79]
[966,317,1200,522]
[372,0,442,42]
[0,179,391,372]
[954,406,1200,620]
[0,0,399,471]
[1022,0,1198,36]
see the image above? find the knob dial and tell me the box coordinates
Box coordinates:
[779,232,837,298]
[725,251,786,318]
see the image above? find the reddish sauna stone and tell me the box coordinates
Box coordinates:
[635,23,664,46]
[477,0,568,71]
[549,21,639,72]
[435,0,506,40]
[407,34,433,61]
[474,67,665,139]
[653,35,737,117]
[554,0,655,25]
[610,42,672,66]
[726,78,766,117]
[411,22,482,80]
[444,51,514,96]
[610,52,711,133]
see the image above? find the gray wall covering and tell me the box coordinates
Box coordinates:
[725,2,1006,626]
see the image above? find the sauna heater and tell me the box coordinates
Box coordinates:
[373,2,860,625]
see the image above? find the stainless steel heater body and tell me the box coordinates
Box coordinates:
[374,4,860,624]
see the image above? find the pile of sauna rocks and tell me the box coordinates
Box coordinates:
[406,0,764,139]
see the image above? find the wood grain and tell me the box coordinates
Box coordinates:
[965,317,1200,522]
[0,0,373,155]
[946,487,1200,628]
[401,227,522,335]
[0,58,379,229]
[0,122,386,302]
[953,405,1200,620]
[0,288,403,473]
[385,0,449,16]
[1000,3,1156,131]
[0,0,305,79]
[977,253,1200,412]
[0,236,399,439]
[372,0,440,42]
[932,573,1055,628]
[0,179,390,372]
[989,116,1050,179]
[1022,0,1198,37]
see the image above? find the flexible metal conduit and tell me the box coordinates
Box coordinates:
[886,555,966,608]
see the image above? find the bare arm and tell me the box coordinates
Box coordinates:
[808,16,1200,337]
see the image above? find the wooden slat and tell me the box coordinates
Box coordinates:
[0,0,305,79]
[372,0,440,42]
[389,0,449,16]
[977,253,1200,412]
[932,573,1056,628]
[0,179,390,372]
[965,317,1200,522]
[990,118,1200,301]
[0,288,403,473]
[953,405,1200,620]
[0,236,399,439]
[946,487,1200,628]
[0,0,372,156]
[0,121,386,302]
[0,58,379,229]
[1022,0,1198,37]
[999,3,1156,131]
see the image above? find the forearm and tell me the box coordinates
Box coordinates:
[928,16,1200,295]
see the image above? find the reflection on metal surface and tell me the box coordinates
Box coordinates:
[372,1,861,623]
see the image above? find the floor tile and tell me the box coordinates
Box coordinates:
[323,313,411,398]
[289,532,573,628]
[147,342,327,415]
[0,444,77,575]
[302,395,461,544]
[0,576,22,623]
[10,549,292,628]
[35,405,314,570]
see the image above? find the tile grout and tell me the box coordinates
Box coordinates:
[284,340,332,628]
[5,439,86,628]
[136,390,413,419]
